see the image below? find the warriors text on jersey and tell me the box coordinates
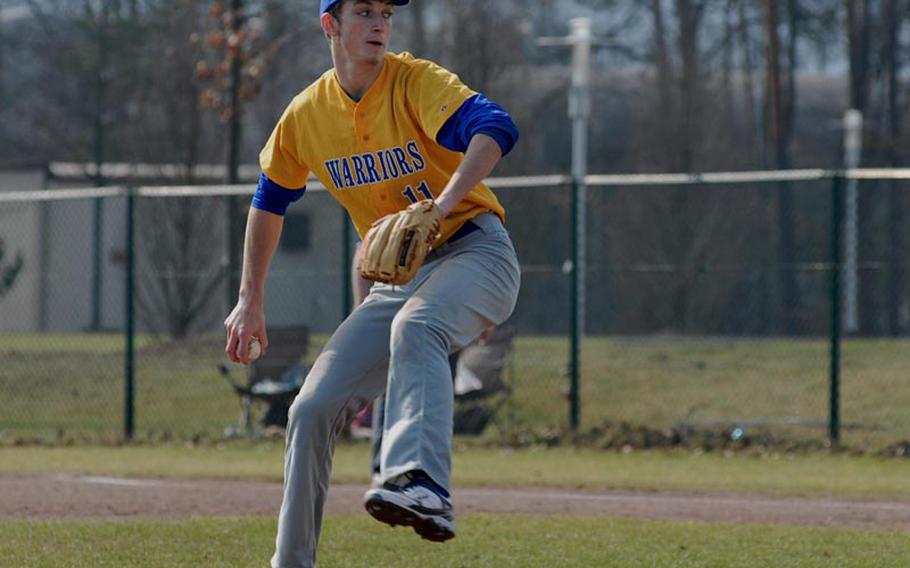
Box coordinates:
[259,51,506,246]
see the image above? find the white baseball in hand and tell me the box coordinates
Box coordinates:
[247,337,262,362]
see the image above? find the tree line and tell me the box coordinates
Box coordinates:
[0,0,907,336]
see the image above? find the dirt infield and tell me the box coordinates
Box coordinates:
[2,474,910,532]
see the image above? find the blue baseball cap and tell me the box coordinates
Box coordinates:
[321,0,410,15]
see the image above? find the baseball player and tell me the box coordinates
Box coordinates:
[223,1,520,566]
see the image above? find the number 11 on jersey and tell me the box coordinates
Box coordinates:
[402,181,433,203]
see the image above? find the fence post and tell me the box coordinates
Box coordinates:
[538,19,594,431]
[829,173,844,444]
[568,18,592,432]
[842,110,863,334]
[124,187,136,440]
[91,197,104,331]
[342,210,352,318]
[569,177,581,431]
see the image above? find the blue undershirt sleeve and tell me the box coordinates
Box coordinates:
[251,172,306,216]
[436,94,519,157]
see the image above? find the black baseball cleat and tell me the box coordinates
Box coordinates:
[363,471,456,542]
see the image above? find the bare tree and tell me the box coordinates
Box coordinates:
[136,196,228,338]
[763,0,786,169]
[595,0,771,332]
[763,0,800,333]
[5,0,909,336]
[720,0,736,117]
[126,0,277,339]
[783,0,800,159]
[884,0,906,334]
[125,0,207,178]
[675,0,702,171]
[16,0,154,163]
[0,0,6,110]
[665,0,718,331]
[444,0,527,95]
[734,0,762,161]
[195,0,288,308]
[845,0,878,334]
[409,0,426,57]
[650,0,675,169]
[845,0,871,114]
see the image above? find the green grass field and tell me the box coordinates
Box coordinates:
[2,332,910,448]
[3,515,909,568]
[2,444,909,567]
[3,444,910,500]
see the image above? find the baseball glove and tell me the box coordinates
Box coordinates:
[359,200,442,285]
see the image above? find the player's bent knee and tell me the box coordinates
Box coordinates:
[286,392,334,434]
[390,313,448,352]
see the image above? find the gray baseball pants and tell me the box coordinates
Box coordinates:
[271,213,520,568]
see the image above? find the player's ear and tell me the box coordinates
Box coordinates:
[321,12,339,40]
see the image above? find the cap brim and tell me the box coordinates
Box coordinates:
[324,0,409,12]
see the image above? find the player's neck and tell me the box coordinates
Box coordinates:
[333,53,385,102]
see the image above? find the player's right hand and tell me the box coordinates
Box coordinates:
[224,302,268,365]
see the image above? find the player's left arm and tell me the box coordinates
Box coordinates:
[435,134,503,217]
[433,94,520,217]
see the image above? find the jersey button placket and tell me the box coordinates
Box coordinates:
[354,106,385,212]
[357,112,371,143]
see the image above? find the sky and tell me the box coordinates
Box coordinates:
[0,3,30,24]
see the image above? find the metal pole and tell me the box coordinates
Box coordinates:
[570,177,581,429]
[38,174,50,332]
[91,200,104,330]
[568,17,591,431]
[843,110,862,334]
[124,188,136,440]
[225,0,244,311]
[342,212,352,319]
[91,1,109,332]
[829,174,844,444]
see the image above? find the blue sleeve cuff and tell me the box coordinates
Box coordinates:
[436,94,519,157]
[251,173,306,216]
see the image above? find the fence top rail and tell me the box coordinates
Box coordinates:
[486,174,572,188]
[0,186,127,202]
[585,169,832,186]
[4,169,910,203]
[138,175,572,195]
[845,168,910,180]
[136,183,324,197]
[47,161,262,183]
[585,168,910,186]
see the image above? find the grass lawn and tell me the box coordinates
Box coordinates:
[1,514,908,568]
[2,444,910,500]
[2,332,910,448]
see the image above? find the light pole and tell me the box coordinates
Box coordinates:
[539,18,593,430]
[842,109,862,334]
[225,0,244,311]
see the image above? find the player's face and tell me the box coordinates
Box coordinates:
[336,0,395,64]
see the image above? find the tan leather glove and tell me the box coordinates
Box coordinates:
[358,200,442,285]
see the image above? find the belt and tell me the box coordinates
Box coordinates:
[447,220,480,243]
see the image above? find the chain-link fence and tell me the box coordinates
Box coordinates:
[1,171,909,447]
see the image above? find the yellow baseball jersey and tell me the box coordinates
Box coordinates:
[259,51,506,246]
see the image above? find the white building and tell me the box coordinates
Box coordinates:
[0,165,349,335]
